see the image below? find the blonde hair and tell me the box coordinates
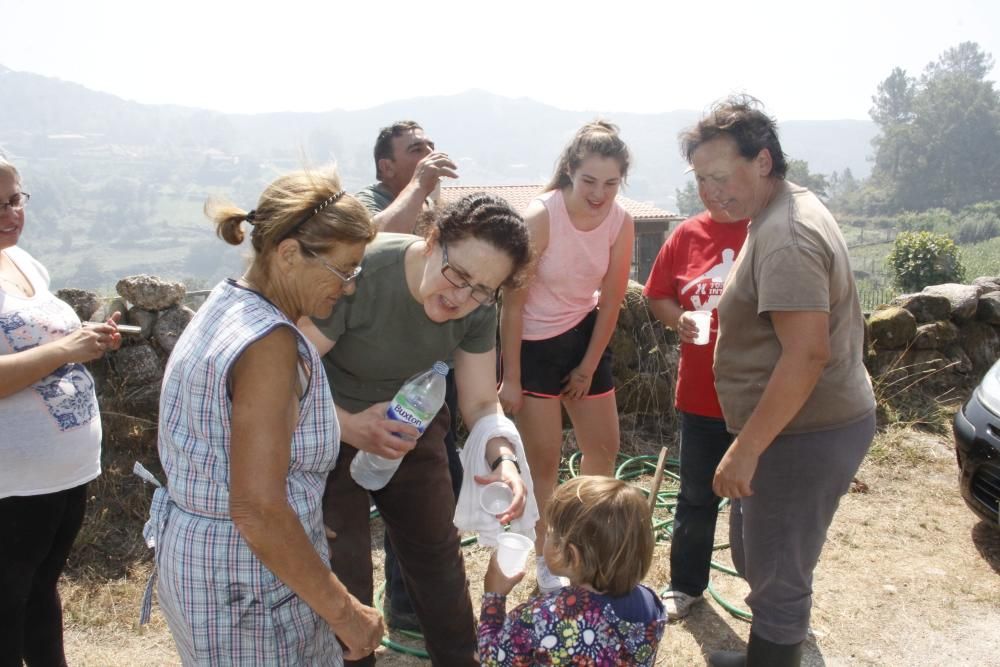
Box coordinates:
[546,476,654,597]
[544,120,631,192]
[205,167,376,267]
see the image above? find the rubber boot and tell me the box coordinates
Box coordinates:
[746,633,802,666]
[707,648,745,667]
[709,633,803,667]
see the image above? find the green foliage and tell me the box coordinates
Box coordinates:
[887,231,966,291]
[959,236,1000,279]
[956,214,1000,244]
[955,200,1000,244]
[674,180,702,217]
[868,42,1000,213]
[785,159,829,198]
[896,208,954,234]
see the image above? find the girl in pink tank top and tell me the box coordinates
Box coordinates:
[498,121,635,593]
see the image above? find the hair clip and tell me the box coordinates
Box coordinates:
[312,190,346,217]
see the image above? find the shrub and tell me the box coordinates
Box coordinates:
[955,214,1000,244]
[887,231,966,291]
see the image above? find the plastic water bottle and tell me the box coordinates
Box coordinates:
[350,361,449,491]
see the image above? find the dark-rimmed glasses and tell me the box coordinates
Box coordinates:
[0,192,30,214]
[440,241,498,306]
[305,249,362,284]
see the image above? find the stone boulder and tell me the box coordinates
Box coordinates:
[912,321,960,350]
[971,276,1000,294]
[116,275,186,311]
[890,292,952,324]
[94,297,129,323]
[921,283,981,321]
[153,305,196,353]
[107,343,164,418]
[942,343,974,376]
[55,288,100,322]
[127,307,157,338]
[867,307,917,350]
[959,321,1000,372]
[976,292,1000,325]
[869,348,964,393]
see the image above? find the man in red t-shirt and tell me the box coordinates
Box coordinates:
[643,206,748,620]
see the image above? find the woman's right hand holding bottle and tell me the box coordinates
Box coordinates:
[342,402,420,459]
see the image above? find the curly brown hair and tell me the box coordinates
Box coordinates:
[422,192,533,289]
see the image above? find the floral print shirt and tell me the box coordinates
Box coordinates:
[478,585,666,666]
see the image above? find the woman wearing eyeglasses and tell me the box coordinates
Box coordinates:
[0,159,121,665]
[147,168,385,665]
[299,192,533,666]
[498,121,635,593]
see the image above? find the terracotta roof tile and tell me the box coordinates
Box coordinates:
[440,184,680,221]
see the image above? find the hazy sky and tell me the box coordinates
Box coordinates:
[2,0,998,120]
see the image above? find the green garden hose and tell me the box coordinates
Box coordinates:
[374,451,751,659]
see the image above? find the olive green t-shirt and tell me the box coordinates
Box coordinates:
[354,183,395,215]
[714,181,874,434]
[312,233,497,413]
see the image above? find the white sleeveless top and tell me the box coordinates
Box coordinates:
[0,246,102,498]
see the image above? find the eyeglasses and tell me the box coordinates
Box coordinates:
[305,249,362,284]
[440,241,498,306]
[0,192,30,214]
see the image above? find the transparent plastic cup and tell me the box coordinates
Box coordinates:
[689,310,712,345]
[496,533,533,577]
[480,482,514,516]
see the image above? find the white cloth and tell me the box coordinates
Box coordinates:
[0,247,102,499]
[454,413,540,547]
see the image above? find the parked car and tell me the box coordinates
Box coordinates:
[953,358,1000,528]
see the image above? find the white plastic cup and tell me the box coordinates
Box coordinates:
[495,533,533,577]
[480,482,514,516]
[689,310,712,345]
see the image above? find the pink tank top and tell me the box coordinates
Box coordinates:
[522,189,627,340]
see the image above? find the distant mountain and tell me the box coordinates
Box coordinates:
[0,65,877,289]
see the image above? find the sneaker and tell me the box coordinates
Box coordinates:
[535,557,569,594]
[661,589,702,621]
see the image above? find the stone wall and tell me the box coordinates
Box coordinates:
[866,277,1000,394]
[60,275,195,420]
[65,274,1000,428]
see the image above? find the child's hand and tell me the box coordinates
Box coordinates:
[484,550,525,596]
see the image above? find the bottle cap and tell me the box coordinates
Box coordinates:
[432,361,449,375]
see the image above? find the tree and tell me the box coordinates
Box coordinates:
[869,42,1000,212]
[786,159,830,199]
[870,67,916,128]
[675,180,702,217]
[887,231,966,291]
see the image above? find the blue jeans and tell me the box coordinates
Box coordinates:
[670,411,733,597]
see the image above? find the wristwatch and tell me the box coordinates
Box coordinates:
[490,454,520,474]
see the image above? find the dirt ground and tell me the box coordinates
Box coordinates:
[61,426,1000,666]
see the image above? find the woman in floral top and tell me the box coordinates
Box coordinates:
[478,476,666,665]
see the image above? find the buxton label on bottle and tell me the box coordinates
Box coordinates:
[387,396,432,432]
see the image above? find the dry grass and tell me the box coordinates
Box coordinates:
[60,381,1000,666]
